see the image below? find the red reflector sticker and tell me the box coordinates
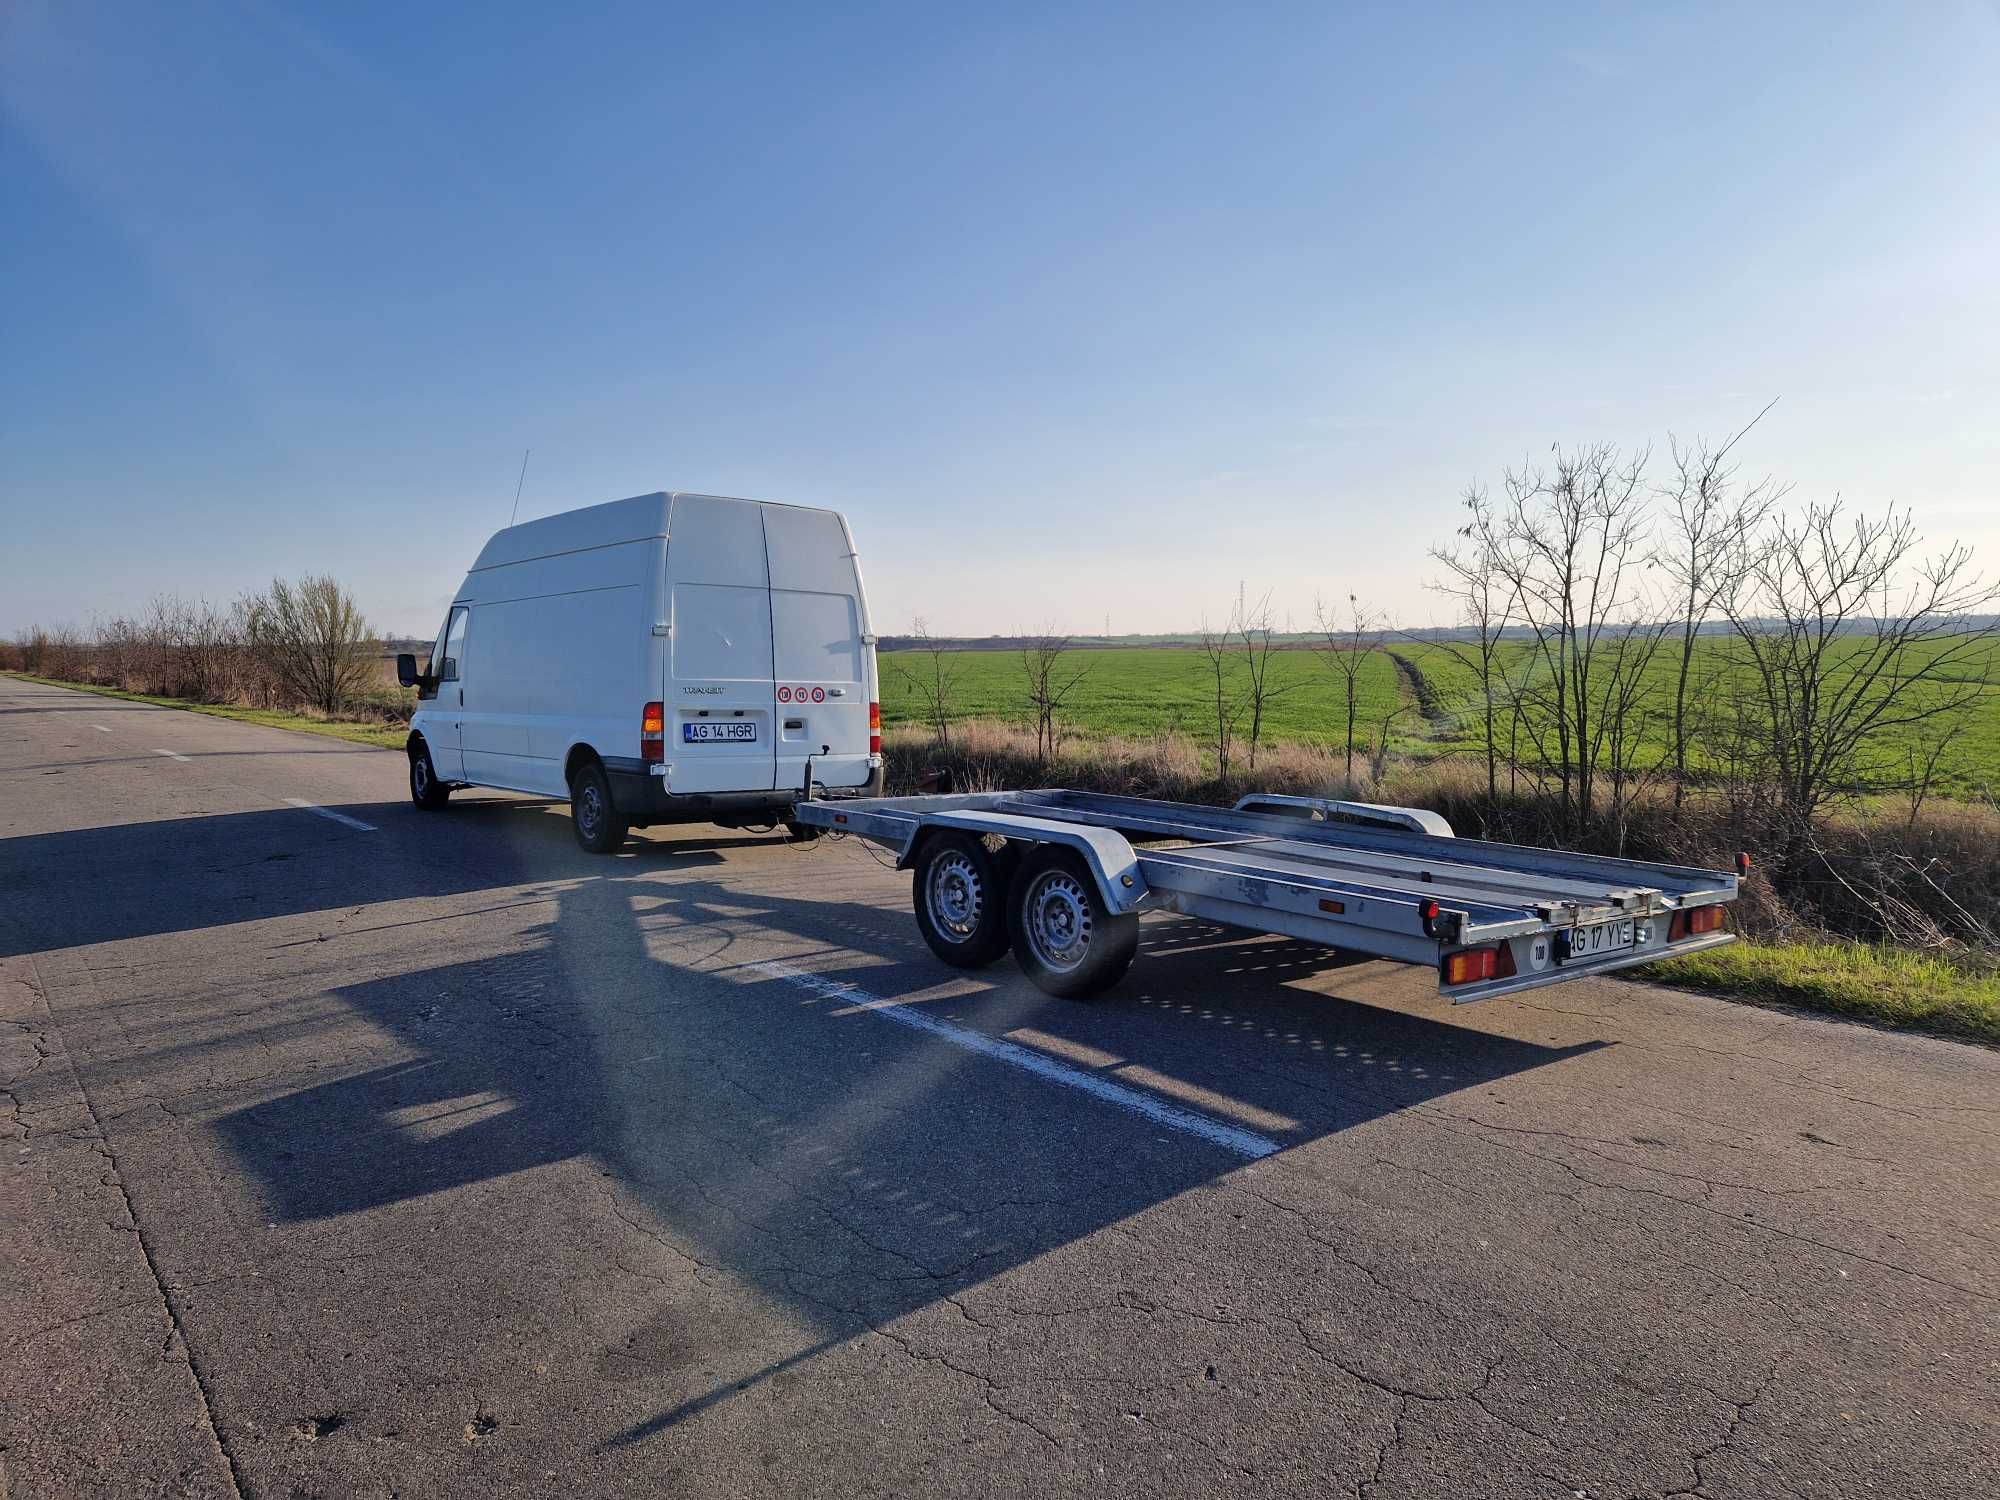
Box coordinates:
[1318,898,1345,914]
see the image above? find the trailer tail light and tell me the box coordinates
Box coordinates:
[1442,943,1515,987]
[869,700,881,756]
[1668,904,1726,942]
[641,701,665,764]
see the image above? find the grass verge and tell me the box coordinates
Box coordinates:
[3,673,406,749]
[1638,939,2000,1045]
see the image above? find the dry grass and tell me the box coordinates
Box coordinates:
[886,718,2000,955]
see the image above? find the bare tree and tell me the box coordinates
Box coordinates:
[1236,591,1297,772]
[1426,485,1518,800]
[894,616,962,746]
[1489,442,1656,831]
[1722,501,1999,861]
[1655,408,1785,815]
[1312,593,1378,783]
[1196,613,1244,789]
[1018,629,1090,762]
[246,575,377,716]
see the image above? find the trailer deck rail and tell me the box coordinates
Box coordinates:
[794,789,1738,1001]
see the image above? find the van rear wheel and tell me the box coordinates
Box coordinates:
[569,761,629,853]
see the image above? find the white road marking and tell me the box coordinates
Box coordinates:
[152,748,191,762]
[93,724,113,733]
[283,797,377,832]
[746,959,1281,1160]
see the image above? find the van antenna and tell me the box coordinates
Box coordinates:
[509,448,532,526]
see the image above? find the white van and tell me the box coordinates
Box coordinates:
[397,491,884,851]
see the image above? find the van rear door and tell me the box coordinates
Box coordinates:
[663,496,777,793]
[764,504,873,793]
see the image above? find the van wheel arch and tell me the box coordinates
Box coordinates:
[563,744,602,786]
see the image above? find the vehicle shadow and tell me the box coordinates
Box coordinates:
[1,792,1608,1451]
[0,799,791,957]
[194,838,1604,1448]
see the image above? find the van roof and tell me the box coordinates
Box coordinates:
[469,491,840,573]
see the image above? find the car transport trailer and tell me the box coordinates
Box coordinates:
[791,788,1740,1001]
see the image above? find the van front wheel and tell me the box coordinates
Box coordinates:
[409,743,450,810]
[569,761,629,853]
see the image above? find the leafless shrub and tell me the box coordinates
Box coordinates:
[1488,441,1666,835]
[1236,591,1296,772]
[1655,411,1785,816]
[1018,629,1089,762]
[1311,592,1378,782]
[1196,613,1244,787]
[244,575,378,716]
[1718,501,2000,866]
[892,616,962,746]
[1426,486,1517,800]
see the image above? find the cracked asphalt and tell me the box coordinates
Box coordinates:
[3,676,1997,1499]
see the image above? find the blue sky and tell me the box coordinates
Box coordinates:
[3,1,1995,638]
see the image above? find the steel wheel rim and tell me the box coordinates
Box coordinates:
[926,851,983,942]
[1024,870,1092,973]
[578,781,602,835]
[412,756,430,796]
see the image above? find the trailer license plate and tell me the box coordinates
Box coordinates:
[683,721,757,743]
[1562,919,1636,961]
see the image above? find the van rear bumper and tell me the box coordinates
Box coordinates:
[601,758,886,825]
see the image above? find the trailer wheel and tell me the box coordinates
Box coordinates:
[1008,847,1139,999]
[912,832,1013,968]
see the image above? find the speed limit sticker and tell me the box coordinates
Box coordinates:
[810,686,825,703]
[777,685,792,703]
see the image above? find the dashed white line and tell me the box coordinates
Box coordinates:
[282,797,377,832]
[151,748,191,762]
[745,959,1281,1160]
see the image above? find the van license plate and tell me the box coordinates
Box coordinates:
[1561,919,1635,961]
[683,722,757,743]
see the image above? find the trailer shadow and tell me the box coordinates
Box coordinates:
[193,828,1605,1450]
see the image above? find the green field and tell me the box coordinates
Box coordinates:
[881,646,1407,748]
[880,637,2000,795]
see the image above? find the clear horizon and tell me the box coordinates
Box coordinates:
[4,2,1996,641]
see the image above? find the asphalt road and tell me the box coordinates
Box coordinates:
[3,677,1996,1500]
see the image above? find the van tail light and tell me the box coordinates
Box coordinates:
[1442,943,1515,987]
[869,700,881,756]
[641,701,665,764]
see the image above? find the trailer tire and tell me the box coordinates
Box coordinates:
[1008,846,1139,999]
[912,832,1013,968]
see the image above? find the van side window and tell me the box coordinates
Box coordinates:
[437,607,469,682]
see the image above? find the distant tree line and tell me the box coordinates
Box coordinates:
[4,575,387,720]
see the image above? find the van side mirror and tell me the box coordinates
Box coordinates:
[396,653,421,689]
